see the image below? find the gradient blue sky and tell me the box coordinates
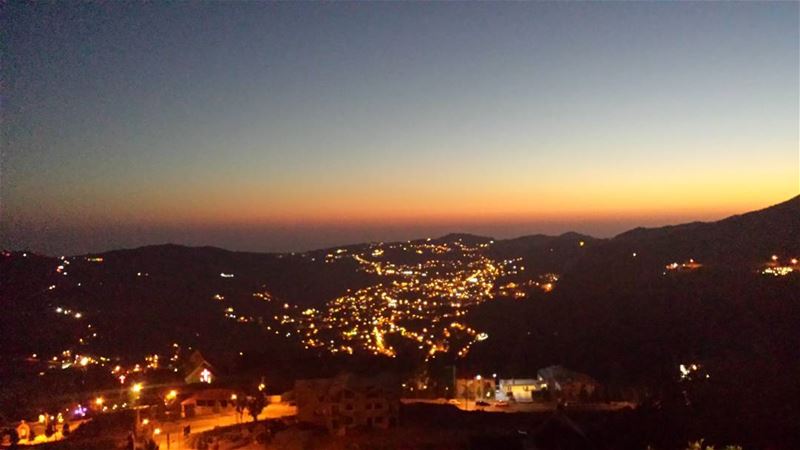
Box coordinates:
[2,2,798,255]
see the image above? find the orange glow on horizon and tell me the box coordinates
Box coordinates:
[15,160,797,230]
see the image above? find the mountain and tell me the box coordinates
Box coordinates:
[2,197,799,445]
[610,195,800,266]
[461,197,799,447]
[2,196,797,365]
[0,198,796,370]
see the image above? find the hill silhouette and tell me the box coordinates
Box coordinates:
[2,196,799,447]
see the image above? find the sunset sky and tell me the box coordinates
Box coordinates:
[3,2,798,255]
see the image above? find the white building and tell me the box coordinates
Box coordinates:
[497,378,546,402]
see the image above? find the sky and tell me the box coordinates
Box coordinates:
[2,2,798,255]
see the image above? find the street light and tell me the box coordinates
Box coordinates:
[132,383,143,394]
[95,397,104,406]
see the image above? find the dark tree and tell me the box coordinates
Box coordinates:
[44,422,54,438]
[248,395,266,422]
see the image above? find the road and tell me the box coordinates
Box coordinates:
[13,419,89,446]
[150,403,296,449]
[401,398,635,413]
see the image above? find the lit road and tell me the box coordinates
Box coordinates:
[151,403,296,449]
[401,398,635,413]
[15,419,89,446]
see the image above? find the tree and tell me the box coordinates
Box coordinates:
[44,422,55,439]
[247,395,266,422]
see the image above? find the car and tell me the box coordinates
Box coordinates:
[475,400,490,407]
[495,400,509,407]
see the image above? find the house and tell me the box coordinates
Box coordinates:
[294,373,399,434]
[497,378,546,403]
[455,376,496,401]
[180,388,237,418]
[537,366,599,401]
[183,350,215,385]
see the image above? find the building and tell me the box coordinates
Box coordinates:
[180,388,237,418]
[294,373,399,434]
[183,350,215,385]
[497,378,546,403]
[455,376,496,401]
[537,366,599,401]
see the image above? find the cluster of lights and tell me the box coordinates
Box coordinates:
[665,258,702,272]
[55,257,71,276]
[207,238,560,362]
[54,306,83,319]
[679,363,709,381]
[761,255,797,277]
[285,239,525,360]
[495,273,558,298]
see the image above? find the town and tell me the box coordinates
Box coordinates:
[2,344,636,449]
